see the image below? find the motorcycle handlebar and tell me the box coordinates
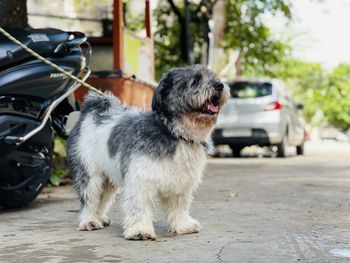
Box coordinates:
[65,31,87,48]
[53,31,89,57]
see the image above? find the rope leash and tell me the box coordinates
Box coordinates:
[0,26,105,95]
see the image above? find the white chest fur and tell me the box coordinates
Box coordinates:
[127,141,207,196]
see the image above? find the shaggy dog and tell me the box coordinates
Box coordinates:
[67,65,230,240]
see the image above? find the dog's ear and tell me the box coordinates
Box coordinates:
[152,71,173,113]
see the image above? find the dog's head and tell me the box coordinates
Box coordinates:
[152,65,230,141]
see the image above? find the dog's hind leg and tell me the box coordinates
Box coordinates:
[161,191,201,235]
[97,178,118,227]
[76,167,106,231]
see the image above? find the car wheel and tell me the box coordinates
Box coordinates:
[296,141,305,155]
[277,135,288,158]
[230,146,243,158]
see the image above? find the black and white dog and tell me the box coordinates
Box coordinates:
[67,65,230,240]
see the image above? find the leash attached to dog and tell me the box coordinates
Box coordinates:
[0,26,105,95]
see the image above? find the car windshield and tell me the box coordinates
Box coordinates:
[229,82,272,98]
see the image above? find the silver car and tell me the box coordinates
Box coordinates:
[213,79,305,157]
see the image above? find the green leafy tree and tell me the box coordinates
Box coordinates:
[322,64,350,130]
[224,0,291,76]
[268,59,325,123]
[268,60,350,130]
[154,0,292,79]
[154,0,202,78]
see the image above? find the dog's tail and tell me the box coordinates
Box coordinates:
[81,91,122,115]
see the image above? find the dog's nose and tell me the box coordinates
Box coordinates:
[214,82,224,92]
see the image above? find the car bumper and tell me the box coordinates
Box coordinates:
[212,128,283,146]
[212,128,270,146]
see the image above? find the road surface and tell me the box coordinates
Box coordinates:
[1,141,350,262]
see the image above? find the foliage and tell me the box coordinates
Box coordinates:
[224,0,291,75]
[322,64,350,130]
[268,59,325,123]
[154,1,187,79]
[50,137,70,186]
[154,0,292,79]
[267,60,350,130]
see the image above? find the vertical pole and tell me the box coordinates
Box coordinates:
[113,0,124,70]
[145,0,155,80]
[145,0,151,39]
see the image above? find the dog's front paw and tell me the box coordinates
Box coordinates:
[125,232,156,241]
[173,217,201,235]
[101,216,112,227]
[79,220,104,231]
[124,227,156,241]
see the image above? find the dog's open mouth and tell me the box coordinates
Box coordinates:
[201,95,220,115]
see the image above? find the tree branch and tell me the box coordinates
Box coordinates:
[208,0,219,13]
[195,0,219,14]
[195,0,207,13]
[167,0,183,21]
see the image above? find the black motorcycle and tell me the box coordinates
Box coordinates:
[0,28,90,208]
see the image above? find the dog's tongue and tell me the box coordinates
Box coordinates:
[207,103,219,113]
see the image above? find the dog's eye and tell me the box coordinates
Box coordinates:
[192,75,202,85]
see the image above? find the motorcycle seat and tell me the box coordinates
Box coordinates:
[0,28,70,69]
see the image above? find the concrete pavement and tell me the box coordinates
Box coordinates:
[1,141,350,262]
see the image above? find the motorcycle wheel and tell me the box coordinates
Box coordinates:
[0,122,53,209]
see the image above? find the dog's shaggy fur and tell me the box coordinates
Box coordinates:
[67,65,230,240]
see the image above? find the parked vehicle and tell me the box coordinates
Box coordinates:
[212,80,305,157]
[319,125,349,142]
[0,28,90,208]
[346,129,350,141]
